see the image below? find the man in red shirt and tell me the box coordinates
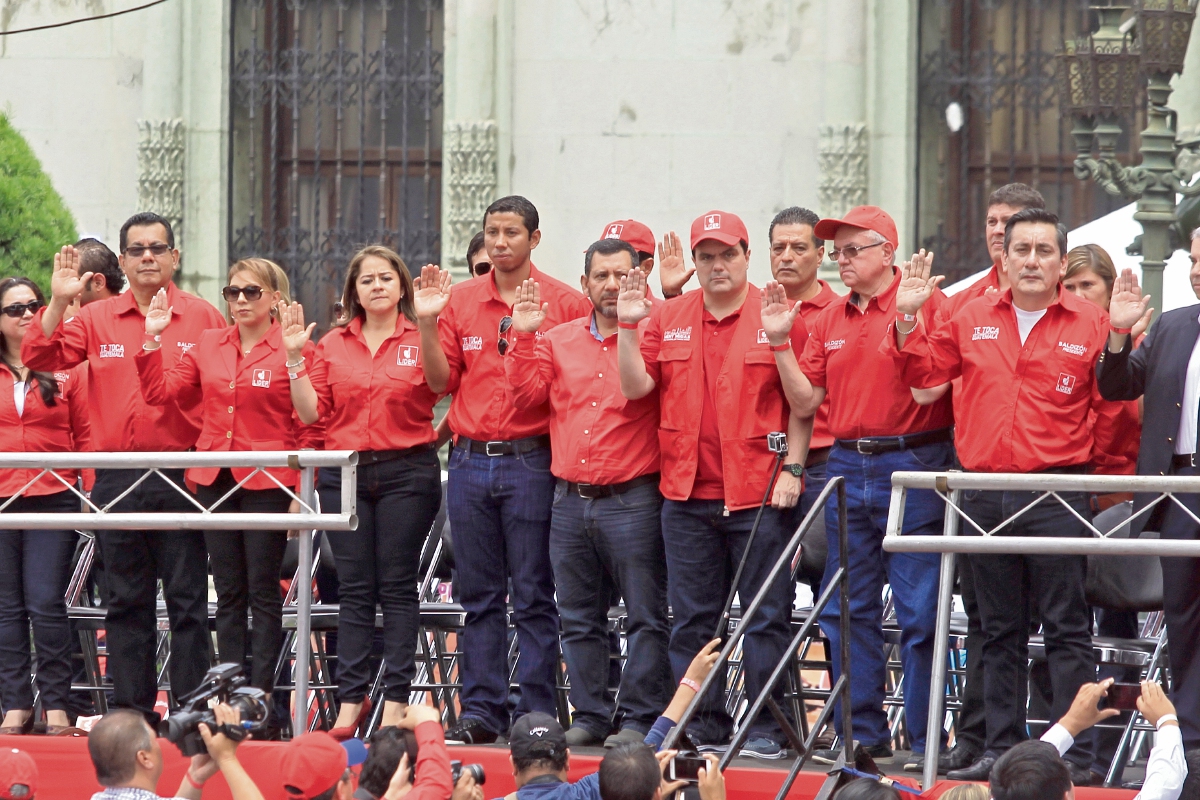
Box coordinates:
[504,237,672,748]
[417,196,592,743]
[888,208,1107,782]
[782,206,955,769]
[617,210,809,757]
[22,212,226,723]
[767,206,840,587]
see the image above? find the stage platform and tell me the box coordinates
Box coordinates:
[3,736,1139,800]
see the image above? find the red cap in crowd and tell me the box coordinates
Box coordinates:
[0,748,37,800]
[598,220,656,255]
[281,732,368,800]
[689,211,749,251]
[814,206,898,248]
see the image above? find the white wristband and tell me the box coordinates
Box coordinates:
[1156,714,1178,729]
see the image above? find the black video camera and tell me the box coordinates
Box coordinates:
[451,760,486,785]
[160,663,269,756]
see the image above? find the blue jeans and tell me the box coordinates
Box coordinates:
[661,499,795,745]
[818,441,953,753]
[549,481,673,737]
[447,444,559,735]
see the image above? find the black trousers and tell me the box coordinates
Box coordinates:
[1162,463,1200,750]
[318,449,441,703]
[91,468,211,722]
[953,553,987,754]
[965,489,1095,768]
[194,470,290,693]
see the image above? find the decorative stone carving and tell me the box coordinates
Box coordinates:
[137,119,186,236]
[818,124,869,220]
[444,120,498,276]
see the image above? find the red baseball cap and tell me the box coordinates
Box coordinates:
[690,211,749,250]
[814,206,898,248]
[598,220,655,255]
[281,732,368,800]
[0,748,37,800]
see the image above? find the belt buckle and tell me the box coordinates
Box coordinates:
[576,484,600,499]
[856,439,874,455]
[485,441,506,457]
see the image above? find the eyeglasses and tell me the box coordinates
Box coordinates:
[222,285,265,302]
[123,243,172,258]
[473,261,493,276]
[497,315,513,355]
[1,300,42,318]
[829,241,885,261]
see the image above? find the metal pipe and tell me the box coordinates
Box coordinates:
[294,466,316,736]
[0,513,355,531]
[923,488,961,790]
[884,536,1200,556]
[0,450,359,468]
[837,479,854,765]
[889,471,1200,493]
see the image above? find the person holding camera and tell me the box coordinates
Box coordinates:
[88,704,264,800]
[356,705,477,800]
[597,747,725,800]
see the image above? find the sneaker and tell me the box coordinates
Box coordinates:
[564,725,606,747]
[740,737,785,759]
[604,728,649,748]
[902,754,924,773]
[445,717,498,745]
[812,743,893,765]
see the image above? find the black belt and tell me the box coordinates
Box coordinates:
[1172,453,1199,470]
[1040,464,1088,475]
[560,472,660,500]
[834,427,954,456]
[460,435,551,457]
[357,443,434,465]
[805,446,831,469]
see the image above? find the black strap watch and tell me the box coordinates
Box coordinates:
[783,464,804,478]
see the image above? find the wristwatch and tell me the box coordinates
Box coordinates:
[783,464,804,478]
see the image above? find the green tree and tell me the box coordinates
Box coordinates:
[0,114,77,292]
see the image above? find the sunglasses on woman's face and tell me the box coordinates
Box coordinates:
[1,300,42,318]
[222,285,265,302]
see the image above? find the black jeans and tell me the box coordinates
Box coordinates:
[0,491,80,711]
[953,553,987,754]
[319,449,441,703]
[91,468,211,721]
[965,489,1095,768]
[1161,462,1200,750]
[194,470,291,693]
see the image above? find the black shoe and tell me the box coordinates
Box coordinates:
[902,754,924,773]
[813,743,892,765]
[947,755,996,781]
[1066,763,1094,786]
[445,717,498,745]
[938,743,980,773]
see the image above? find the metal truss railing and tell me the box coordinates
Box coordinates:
[882,471,1200,789]
[660,478,855,800]
[0,450,359,735]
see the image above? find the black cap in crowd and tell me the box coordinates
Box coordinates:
[509,712,567,761]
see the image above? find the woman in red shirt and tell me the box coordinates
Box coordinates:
[0,277,90,735]
[137,259,317,725]
[284,245,442,736]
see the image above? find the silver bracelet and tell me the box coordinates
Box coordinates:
[285,357,305,369]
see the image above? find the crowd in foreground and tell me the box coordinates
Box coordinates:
[1,185,1200,797]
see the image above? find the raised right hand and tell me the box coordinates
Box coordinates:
[1136,680,1177,728]
[413,264,453,321]
[1109,269,1153,331]
[280,301,316,360]
[50,245,94,304]
[144,288,174,336]
[895,249,942,317]
[511,279,548,333]
[618,269,653,326]
[658,231,695,296]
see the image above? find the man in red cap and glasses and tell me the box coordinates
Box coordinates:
[779,205,955,771]
[617,209,811,758]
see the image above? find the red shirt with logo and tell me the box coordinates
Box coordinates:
[796,280,841,450]
[22,284,227,452]
[0,364,91,497]
[884,287,1114,472]
[504,315,659,485]
[310,314,440,452]
[135,323,320,490]
[438,265,592,442]
[798,270,954,440]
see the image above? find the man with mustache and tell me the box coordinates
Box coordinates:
[504,237,672,748]
[888,208,1115,782]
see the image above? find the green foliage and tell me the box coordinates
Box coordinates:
[0,114,77,293]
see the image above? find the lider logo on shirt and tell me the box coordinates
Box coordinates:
[663,326,692,342]
[972,326,1000,341]
[397,345,419,366]
[825,339,845,351]
[757,329,770,344]
[252,369,272,388]
[1056,373,1076,395]
[704,214,721,230]
[99,344,124,358]
[462,336,483,352]
[1058,341,1087,357]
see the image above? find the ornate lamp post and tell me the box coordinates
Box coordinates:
[1061,0,1200,321]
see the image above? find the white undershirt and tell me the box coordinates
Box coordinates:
[1176,312,1200,455]
[1013,306,1047,345]
[13,380,24,417]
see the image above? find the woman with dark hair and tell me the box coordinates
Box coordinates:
[136,258,319,722]
[0,277,91,735]
[466,231,491,277]
[284,245,442,736]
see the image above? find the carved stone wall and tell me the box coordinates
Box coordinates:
[818,123,869,219]
[444,120,498,276]
[137,119,186,236]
